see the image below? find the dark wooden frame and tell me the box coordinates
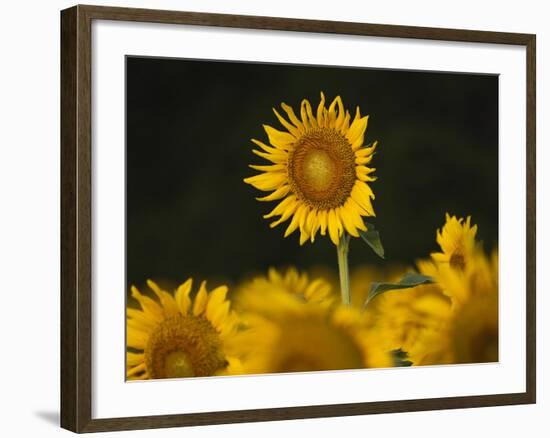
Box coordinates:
[61,4,536,433]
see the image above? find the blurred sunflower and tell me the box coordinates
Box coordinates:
[365,283,453,365]
[418,214,483,305]
[244,92,378,245]
[419,251,499,364]
[366,214,499,366]
[237,267,335,306]
[430,213,478,270]
[233,285,390,374]
[126,279,241,380]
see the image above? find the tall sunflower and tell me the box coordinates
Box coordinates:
[244,92,377,246]
[126,279,241,380]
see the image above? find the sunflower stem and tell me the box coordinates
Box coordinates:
[336,234,351,306]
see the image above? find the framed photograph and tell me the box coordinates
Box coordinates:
[60,4,536,433]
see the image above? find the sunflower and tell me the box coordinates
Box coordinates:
[126,279,241,380]
[365,217,498,366]
[365,282,453,365]
[430,213,478,270]
[244,92,377,246]
[233,284,391,374]
[418,251,499,365]
[236,267,335,306]
[418,214,482,305]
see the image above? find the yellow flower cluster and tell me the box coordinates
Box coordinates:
[126,214,498,380]
[366,214,498,366]
[126,93,497,380]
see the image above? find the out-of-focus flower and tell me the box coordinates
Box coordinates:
[126,279,241,380]
[244,92,378,245]
[365,214,498,366]
[431,213,478,270]
[233,281,391,374]
[418,214,485,305]
[237,267,335,306]
[433,251,499,364]
[365,283,453,365]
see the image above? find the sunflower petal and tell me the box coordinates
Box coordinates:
[281,102,304,132]
[256,185,290,202]
[147,279,178,318]
[328,209,341,245]
[316,92,326,127]
[193,281,208,316]
[175,278,193,314]
[264,124,296,149]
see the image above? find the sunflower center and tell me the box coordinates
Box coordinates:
[288,128,356,209]
[301,149,335,191]
[450,250,466,270]
[145,315,227,379]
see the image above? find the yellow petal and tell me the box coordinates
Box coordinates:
[269,202,298,227]
[309,211,321,242]
[300,99,315,129]
[206,285,229,322]
[299,229,309,245]
[127,308,157,329]
[316,92,326,127]
[251,138,285,154]
[284,204,306,237]
[251,149,287,164]
[256,185,290,202]
[244,173,287,191]
[210,301,231,330]
[127,318,151,336]
[193,281,208,316]
[338,207,359,237]
[126,352,144,366]
[249,163,286,172]
[273,107,301,137]
[175,278,193,314]
[127,330,148,349]
[327,96,341,127]
[147,279,178,318]
[264,195,297,219]
[328,209,341,245]
[347,114,369,147]
[344,200,367,231]
[340,110,351,133]
[334,96,345,130]
[127,363,146,377]
[281,102,305,132]
[355,141,377,157]
[263,124,296,149]
[131,286,163,322]
[319,209,328,235]
[299,205,311,234]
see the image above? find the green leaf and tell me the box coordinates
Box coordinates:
[359,222,385,259]
[391,349,413,367]
[365,272,434,306]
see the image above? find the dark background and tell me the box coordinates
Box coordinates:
[126,56,498,288]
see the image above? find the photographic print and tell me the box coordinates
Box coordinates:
[125,56,499,381]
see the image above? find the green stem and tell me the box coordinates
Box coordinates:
[336,234,351,306]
